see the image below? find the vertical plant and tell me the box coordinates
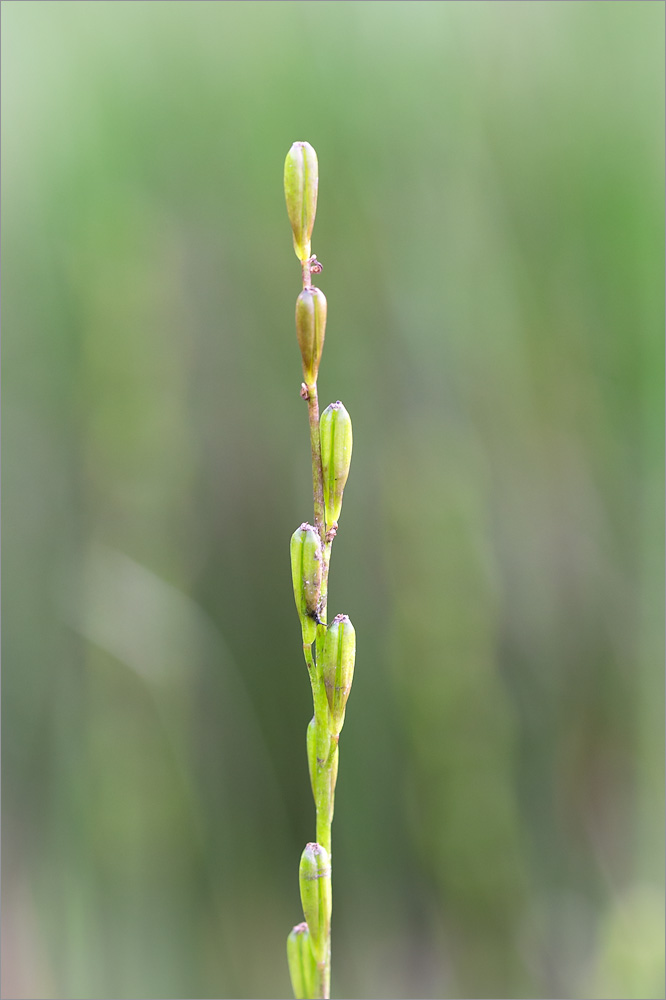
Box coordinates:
[284,141,355,1000]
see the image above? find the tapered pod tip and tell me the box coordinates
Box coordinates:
[299,842,332,965]
[320,401,353,529]
[287,922,316,1000]
[296,287,327,384]
[284,141,318,262]
[290,523,322,646]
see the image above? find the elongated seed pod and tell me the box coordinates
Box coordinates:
[284,141,318,262]
[299,843,331,965]
[296,287,327,385]
[287,922,317,1000]
[320,401,353,529]
[321,614,356,735]
[290,523,322,645]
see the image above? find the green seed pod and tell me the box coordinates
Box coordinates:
[284,141,318,262]
[287,922,317,1000]
[321,614,356,736]
[320,401,353,529]
[296,287,327,385]
[299,843,331,965]
[290,523,322,646]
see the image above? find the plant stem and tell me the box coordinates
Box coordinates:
[286,143,353,1000]
[320,539,333,614]
[302,257,313,289]
[303,532,334,1000]
[305,375,333,998]
[306,384,326,546]
[303,640,335,837]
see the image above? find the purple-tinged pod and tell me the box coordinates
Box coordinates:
[290,523,322,646]
[284,141,318,262]
[287,922,316,1000]
[299,843,331,965]
[320,401,352,529]
[321,614,356,736]
[295,287,327,385]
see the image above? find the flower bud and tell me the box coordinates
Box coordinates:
[299,843,331,965]
[296,287,327,385]
[287,922,317,1000]
[320,401,353,529]
[290,523,322,645]
[284,141,318,261]
[321,614,356,735]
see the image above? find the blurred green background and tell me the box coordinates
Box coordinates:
[2,2,664,998]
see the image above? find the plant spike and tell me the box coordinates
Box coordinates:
[284,141,356,999]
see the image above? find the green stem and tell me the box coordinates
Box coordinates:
[303,640,335,853]
[309,391,333,999]
[288,145,342,1000]
[306,384,326,547]
[320,538,333,613]
[302,256,312,289]
[301,225,331,1000]
[302,641,334,1000]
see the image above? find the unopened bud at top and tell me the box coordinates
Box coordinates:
[284,141,318,262]
[321,614,356,735]
[299,843,331,965]
[290,523,322,645]
[296,287,327,385]
[287,922,316,1000]
[320,401,353,529]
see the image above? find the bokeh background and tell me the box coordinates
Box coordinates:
[2,2,664,998]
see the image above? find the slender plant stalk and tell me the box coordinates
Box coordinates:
[285,142,355,1000]
[305,384,326,542]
